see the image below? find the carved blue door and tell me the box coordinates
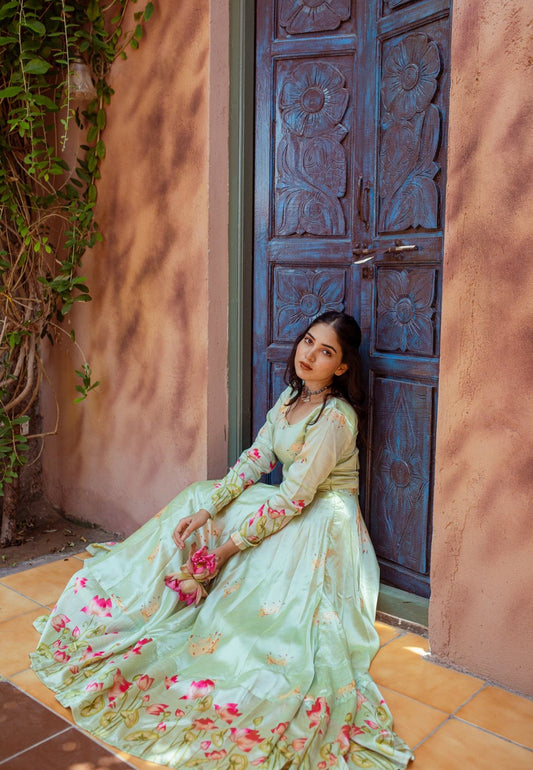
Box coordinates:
[253,0,450,597]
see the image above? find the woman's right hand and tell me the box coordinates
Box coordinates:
[172,509,211,550]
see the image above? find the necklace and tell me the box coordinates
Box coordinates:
[301,384,330,403]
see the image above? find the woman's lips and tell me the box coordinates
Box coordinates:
[299,361,312,371]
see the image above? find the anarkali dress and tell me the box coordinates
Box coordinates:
[31,387,414,769]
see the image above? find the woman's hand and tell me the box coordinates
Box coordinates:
[210,538,240,571]
[172,509,210,550]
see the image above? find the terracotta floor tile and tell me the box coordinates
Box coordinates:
[0,556,83,605]
[73,550,92,559]
[0,607,47,676]
[10,668,74,723]
[0,680,69,762]
[456,684,533,750]
[369,633,484,713]
[0,584,42,621]
[3,727,132,769]
[412,717,533,769]
[380,684,449,749]
[375,620,401,646]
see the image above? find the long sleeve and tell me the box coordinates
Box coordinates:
[230,406,355,550]
[201,393,287,517]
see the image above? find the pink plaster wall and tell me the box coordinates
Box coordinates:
[430,0,533,694]
[41,2,229,535]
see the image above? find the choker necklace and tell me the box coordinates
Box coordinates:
[302,384,330,403]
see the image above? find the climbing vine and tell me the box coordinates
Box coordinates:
[0,0,153,540]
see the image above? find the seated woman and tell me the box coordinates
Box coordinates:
[31,311,413,769]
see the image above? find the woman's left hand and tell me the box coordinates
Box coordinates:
[209,539,240,571]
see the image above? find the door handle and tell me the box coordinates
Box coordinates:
[384,240,418,258]
[357,177,371,230]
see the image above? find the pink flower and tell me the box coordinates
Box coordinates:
[136,675,154,691]
[156,722,167,732]
[306,697,330,728]
[74,576,87,593]
[292,738,307,751]
[72,626,80,638]
[142,695,150,702]
[336,724,350,752]
[364,719,379,729]
[175,708,185,717]
[53,649,70,663]
[251,760,267,767]
[271,722,289,735]
[124,637,153,659]
[189,546,217,577]
[200,740,211,750]
[108,668,132,703]
[292,499,306,509]
[205,750,227,760]
[81,595,112,617]
[165,547,217,606]
[351,724,365,736]
[85,682,103,692]
[69,665,79,674]
[146,703,168,716]
[229,728,263,752]
[181,679,215,699]
[267,506,285,519]
[247,448,261,460]
[164,675,179,690]
[51,613,70,631]
[215,702,242,724]
[356,691,368,712]
[193,717,217,731]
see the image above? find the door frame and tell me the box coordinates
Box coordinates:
[228,0,256,462]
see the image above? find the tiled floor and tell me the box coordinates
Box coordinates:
[1,555,533,769]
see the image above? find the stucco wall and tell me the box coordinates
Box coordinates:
[430,0,533,694]
[41,2,229,535]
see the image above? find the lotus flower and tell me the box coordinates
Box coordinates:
[164,546,218,606]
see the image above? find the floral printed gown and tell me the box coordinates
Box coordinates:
[31,388,414,769]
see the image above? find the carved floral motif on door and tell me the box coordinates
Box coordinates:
[279,0,351,34]
[276,61,349,236]
[379,34,442,232]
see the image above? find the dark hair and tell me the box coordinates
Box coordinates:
[284,311,365,423]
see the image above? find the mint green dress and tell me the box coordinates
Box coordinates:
[31,388,413,769]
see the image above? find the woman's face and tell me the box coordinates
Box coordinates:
[294,323,348,390]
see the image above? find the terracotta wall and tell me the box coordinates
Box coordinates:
[41,2,229,535]
[430,0,533,694]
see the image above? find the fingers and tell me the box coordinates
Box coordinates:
[172,510,210,550]
[173,518,192,549]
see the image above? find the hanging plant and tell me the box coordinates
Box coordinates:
[0,0,154,544]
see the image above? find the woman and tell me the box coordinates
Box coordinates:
[31,312,413,769]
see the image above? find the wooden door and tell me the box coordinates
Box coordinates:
[253,0,450,597]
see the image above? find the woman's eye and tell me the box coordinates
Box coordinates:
[322,350,331,356]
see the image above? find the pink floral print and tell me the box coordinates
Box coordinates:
[214,702,242,723]
[81,595,113,617]
[229,727,263,752]
[180,679,215,699]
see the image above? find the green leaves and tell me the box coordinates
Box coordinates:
[0,0,154,493]
[74,364,100,403]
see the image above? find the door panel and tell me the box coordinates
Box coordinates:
[253,0,450,597]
